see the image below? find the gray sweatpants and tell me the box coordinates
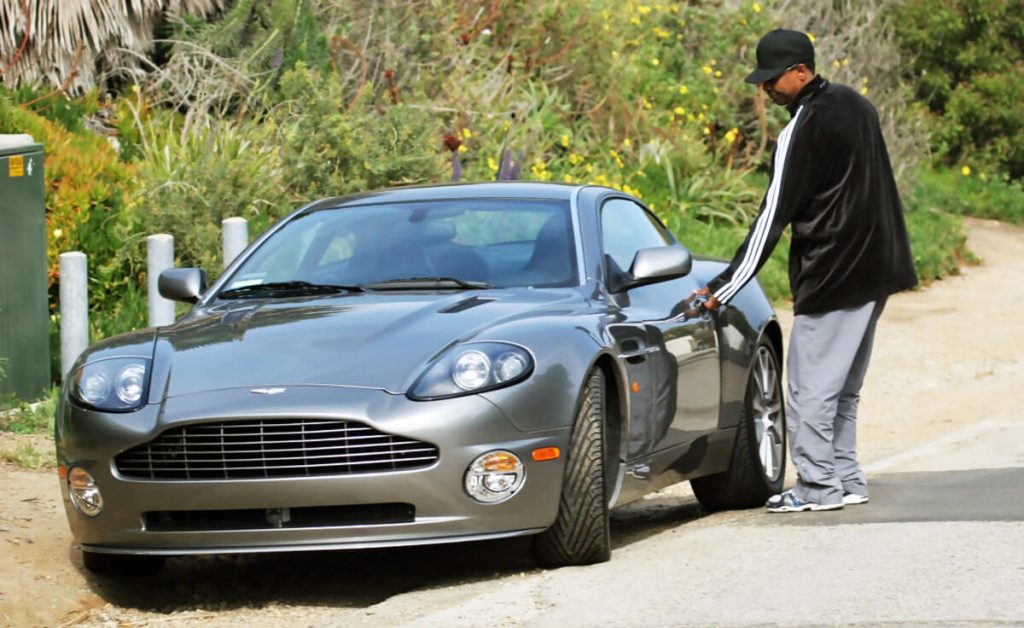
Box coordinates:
[787,299,886,505]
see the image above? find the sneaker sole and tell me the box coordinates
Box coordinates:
[767,501,845,513]
[843,494,869,505]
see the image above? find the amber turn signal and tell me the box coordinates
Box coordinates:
[531,447,560,461]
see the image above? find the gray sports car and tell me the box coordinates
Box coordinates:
[56,182,786,574]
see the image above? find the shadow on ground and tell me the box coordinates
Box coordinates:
[77,492,709,613]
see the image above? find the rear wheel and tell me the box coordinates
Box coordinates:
[532,369,611,567]
[82,550,165,576]
[692,338,786,510]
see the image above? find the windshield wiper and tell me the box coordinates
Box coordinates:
[363,276,492,291]
[218,281,364,299]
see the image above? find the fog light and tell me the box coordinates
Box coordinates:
[464,450,525,503]
[68,467,103,517]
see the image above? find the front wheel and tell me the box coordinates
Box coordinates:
[532,369,611,567]
[692,338,786,510]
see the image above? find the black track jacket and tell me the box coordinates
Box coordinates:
[707,76,917,315]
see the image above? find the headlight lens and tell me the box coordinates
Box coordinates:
[71,358,151,412]
[452,350,490,391]
[409,342,534,400]
[464,450,526,503]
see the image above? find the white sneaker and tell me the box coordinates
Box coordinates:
[842,492,869,505]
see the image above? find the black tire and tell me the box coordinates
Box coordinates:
[532,369,611,567]
[692,338,786,510]
[82,550,166,576]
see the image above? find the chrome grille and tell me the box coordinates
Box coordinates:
[115,419,440,480]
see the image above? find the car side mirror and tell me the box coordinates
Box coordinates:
[158,268,207,304]
[608,245,692,293]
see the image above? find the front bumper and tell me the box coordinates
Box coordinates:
[56,385,569,555]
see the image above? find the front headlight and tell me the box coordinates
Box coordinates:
[409,342,534,400]
[70,357,152,412]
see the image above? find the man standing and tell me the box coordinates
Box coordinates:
[696,29,917,512]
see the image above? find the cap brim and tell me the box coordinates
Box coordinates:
[744,67,785,84]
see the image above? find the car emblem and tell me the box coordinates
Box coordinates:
[250,387,286,395]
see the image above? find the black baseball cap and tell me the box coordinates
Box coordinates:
[744,29,815,84]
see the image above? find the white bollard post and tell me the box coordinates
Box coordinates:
[147,234,176,327]
[222,217,249,268]
[59,252,88,380]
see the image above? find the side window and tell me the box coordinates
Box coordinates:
[600,199,673,273]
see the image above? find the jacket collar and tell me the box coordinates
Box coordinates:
[787,75,829,116]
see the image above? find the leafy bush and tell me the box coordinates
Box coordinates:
[0,98,140,325]
[908,167,1024,225]
[890,0,1024,178]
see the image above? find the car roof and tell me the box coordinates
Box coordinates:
[302,181,583,212]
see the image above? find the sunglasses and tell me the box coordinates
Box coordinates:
[764,63,801,86]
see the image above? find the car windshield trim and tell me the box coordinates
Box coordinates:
[363,276,492,291]
[217,281,365,299]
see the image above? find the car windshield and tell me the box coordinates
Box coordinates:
[219,198,577,296]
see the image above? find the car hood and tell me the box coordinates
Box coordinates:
[152,289,585,399]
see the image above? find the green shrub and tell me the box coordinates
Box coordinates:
[129,106,286,276]
[909,167,1024,225]
[891,0,1024,178]
[271,63,446,199]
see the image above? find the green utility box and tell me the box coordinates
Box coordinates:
[0,135,50,400]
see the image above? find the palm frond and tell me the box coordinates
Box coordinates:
[0,0,229,93]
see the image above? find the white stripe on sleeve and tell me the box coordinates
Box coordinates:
[714,106,804,304]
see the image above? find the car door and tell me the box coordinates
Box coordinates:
[600,198,721,459]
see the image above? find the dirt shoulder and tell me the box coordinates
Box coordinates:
[1,217,1021,627]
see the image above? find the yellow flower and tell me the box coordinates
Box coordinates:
[833,60,841,70]
[131,84,140,94]
[725,128,739,144]
[653,27,670,38]
[702,65,713,75]
[806,33,815,43]
[487,157,499,172]
[604,23,611,32]
[602,10,611,20]
[569,152,583,165]
[678,84,689,95]
[638,5,652,14]
[622,138,632,147]
[861,77,869,84]
[458,145,467,154]
[752,2,762,12]
[461,128,472,140]
[961,165,971,176]
[673,106,686,116]
[860,87,869,95]
[651,58,660,66]
[561,134,571,147]
[642,98,653,110]
[612,50,620,59]
[843,57,850,66]
[630,16,641,25]
[714,70,722,78]
[980,172,988,181]
[53,228,63,238]
[563,174,574,183]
